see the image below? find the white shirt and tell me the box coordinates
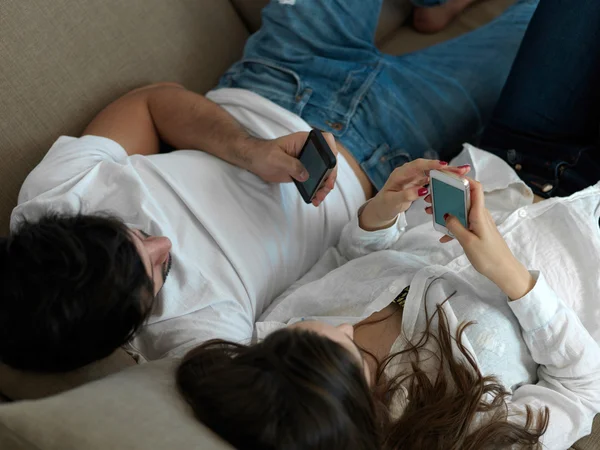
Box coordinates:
[257,144,600,449]
[10,88,366,360]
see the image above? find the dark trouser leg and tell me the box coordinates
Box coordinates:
[480,0,600,197]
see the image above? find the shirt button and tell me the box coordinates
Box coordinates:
[518,210,528,218]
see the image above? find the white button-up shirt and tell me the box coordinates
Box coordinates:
[257,144,600,449]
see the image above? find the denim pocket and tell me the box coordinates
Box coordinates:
[360,144,412,190]
[227,58,309,113]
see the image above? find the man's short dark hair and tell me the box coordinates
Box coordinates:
[0,213,154,373]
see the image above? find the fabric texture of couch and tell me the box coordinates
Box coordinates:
[0,0,598,448]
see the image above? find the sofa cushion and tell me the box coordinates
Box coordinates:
[0,0,248,235]
[573,416,600,450]
[0,349,136,401]
[230,0,413,45]
[380,0,517,55]
[0,355,593,450]
[0,359,232,450]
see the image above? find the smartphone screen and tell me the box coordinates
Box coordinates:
[299,140,328,196]
[432,178,468,228]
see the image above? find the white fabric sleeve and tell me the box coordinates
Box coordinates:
[507,271,600,449]
[336,205,407,261]
[18,135,128,204]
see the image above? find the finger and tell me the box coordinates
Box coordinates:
[312,187,330,206]
[439,235,454,243]
[425,206,432,215]
[445,164,471,176]
[278,152,309,182]
[424,194,432,205]
[401,186,429,203]
[323,165,338,191]
[280,132,310,157]
[444,213,471,243]
[466,177,485,212]
[321,132,339,156]
[387,159,446,186]
[410,158,450,176]
[314,167,336,205]
[313,192,324,206]
[312,186,331,206]
[403,175,429,189]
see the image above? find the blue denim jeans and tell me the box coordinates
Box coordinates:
[217,0,538,189]
[481,0,600,197]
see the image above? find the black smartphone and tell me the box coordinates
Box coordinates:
[293,130,337,204]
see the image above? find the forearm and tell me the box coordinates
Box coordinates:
[146,86,258,169]
[83,83,260,168]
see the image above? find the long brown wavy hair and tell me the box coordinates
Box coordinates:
[177,298,549,449]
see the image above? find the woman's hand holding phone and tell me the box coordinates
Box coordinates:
[425,178,536,300]
[359,159,469,231]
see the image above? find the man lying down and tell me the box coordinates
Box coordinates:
[0,0,540,373]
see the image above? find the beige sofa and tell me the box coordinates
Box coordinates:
[0,0,598,448]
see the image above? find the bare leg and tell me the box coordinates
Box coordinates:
[413,0,478,34]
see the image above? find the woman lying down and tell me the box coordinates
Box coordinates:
[176,153,600,450]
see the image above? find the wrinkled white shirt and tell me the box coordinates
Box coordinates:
[257,144,600,449]
[11,89,366,361]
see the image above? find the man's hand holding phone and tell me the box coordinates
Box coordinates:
[245,131,338,207]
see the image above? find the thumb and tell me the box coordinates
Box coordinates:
[444,214,471,242]
[278,152,308,182]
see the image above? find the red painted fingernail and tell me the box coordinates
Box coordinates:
[458,164,471,169]
[444,213,449,220]
[418,188,428,196]
[439,161,448,166]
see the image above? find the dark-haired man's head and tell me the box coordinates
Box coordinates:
[0,213,172,373]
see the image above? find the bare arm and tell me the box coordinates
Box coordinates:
[83,82,338,206]
[84,83,257,164]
